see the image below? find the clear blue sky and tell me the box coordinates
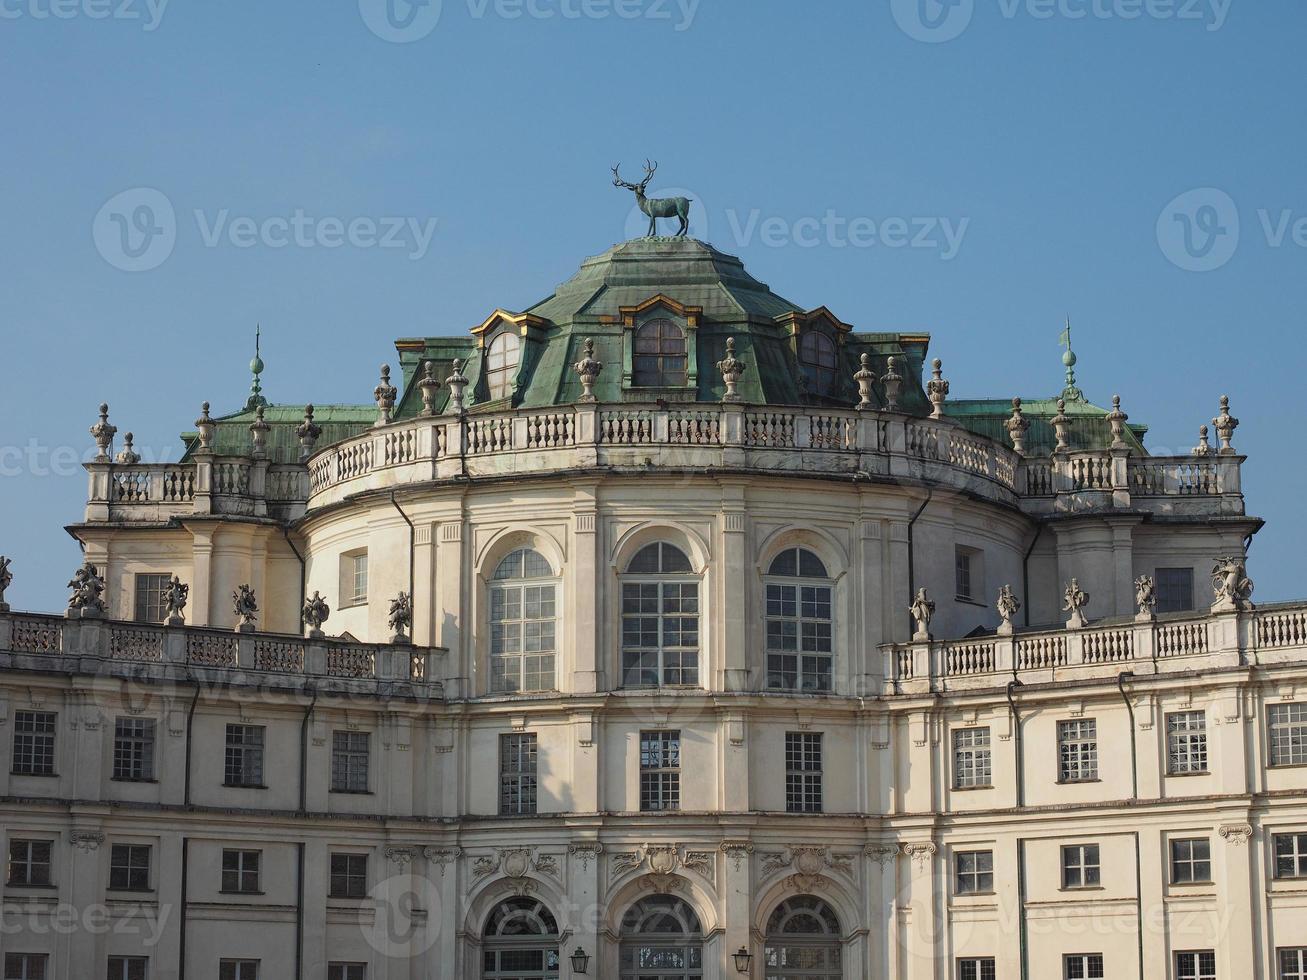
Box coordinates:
[1,0,1303,610]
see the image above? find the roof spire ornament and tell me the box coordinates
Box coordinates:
[573,338,603,403]
[1006,397,1031,456]
[853,353,877,411]
[1050,397,1072,453]
[296,404,322,462]
[717,337,746,402]
[881,356,903,412]
[1058,317,1084,402]
[419,361,442,416]
[90,403,117,461]
[249,404,270,458]
[926,358,949,420]
[195,402,216,452]
[246,325,268,411]
[1192,424,1213,457]
[1212,395,1239,454]
[1105,395,1129,451]
[373,364,397,427]
[115,432,140,465]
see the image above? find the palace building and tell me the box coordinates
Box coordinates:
[1,235,1305,980]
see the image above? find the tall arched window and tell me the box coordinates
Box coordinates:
[799,332,838,397]
[620,895,703,980]
[633,318,688,386]
[490,549,557,693]
[486,330,521,400]
[765,547,834,692]
[764,896,842,980]
[621,542,699,688]
[482,897,560,979]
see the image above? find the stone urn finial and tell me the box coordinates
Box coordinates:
[374,364,398,427]
[115,433,141,465]
[574,338,604,403]
[419,361,442,417]
[882,356,903,412]
[90,403,117,462]
[1212,395,1238,454]
[302,590,331,639]
[249,404,271,458]
[853,353,877,410]
[1106,394,1129,451]
[296,404,322,462]
[233,584,259,632]
[1050,398,1072,453]
[717,337,746,402]
[1062,578,1090,630]
[1192,425,1212,457]
[195,402,215,452]
[909,587,935,642]
[926,358,949,420]
[996,584,1021,635]
[0,555,13,613]
[446,359,469,415]
[1006,397,1030,456]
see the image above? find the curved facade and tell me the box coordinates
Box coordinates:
[3,238,1303,979]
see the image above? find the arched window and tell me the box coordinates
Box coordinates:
[486,330,521,401]
[621,542,699,688]
[765,547,834,692]
[764,896,842,980]
[633,318,688,386]
[490,549,557,693]
[482,897,560,979]
[620,895,703,980]
[799,332,838,397]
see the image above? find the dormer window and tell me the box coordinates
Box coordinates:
[799,331,838,396]
[486,330,521,401]
[633,319,687,387]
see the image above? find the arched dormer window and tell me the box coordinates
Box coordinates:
[482,897,560,979]
[486,330,521,401]
[620,896,703,980]
[765,547,833,692]
[621,542,698,688]
[764,896,842,980]
[799,331,838,397]
[490,548,556,693]
[633,318,688,387]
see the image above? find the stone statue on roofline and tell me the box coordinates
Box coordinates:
[302,591,331,638]
[1062,578,1089,630]
[66,562,107,618]
[1134,575,1157,622]
[163,575,189,626]
[233,585,259,632]
[0,556,12,612]
[996,584,1021,635]
[389,591,413,644]
[1211,556,1254,612]
[909,588,935,642]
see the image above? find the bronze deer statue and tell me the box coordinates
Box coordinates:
[612,160,692,238]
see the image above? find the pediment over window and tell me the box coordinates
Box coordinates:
[602,293,703,330]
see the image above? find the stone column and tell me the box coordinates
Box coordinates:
[857,516,886,694]
[571,481,600,694]
[433,516,467,696]
[188,525,214,627]
[718,480,749,692]
[719,842,753,977]
[1214,821,1256,980]
[566,842,603,974]
[900,841,940,980]
[64,826,107,977]
[300,838,329,980]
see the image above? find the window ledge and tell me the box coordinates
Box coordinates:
[329,789,374,796]
[110,777,159,784]
[219,890,266,896]
[952,784,995,793]
[1059,885,1105,893]
[338,599,367,611]
[1166,770,1211,778]
[954,595,987,608]
[5,883,57,891]
[1057,778,1103,785]
[106,888,155,896]
[10,771,58,778]
[222,783,269,790]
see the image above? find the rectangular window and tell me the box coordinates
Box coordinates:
[221,849,261,893]
[1156,567,1195,613]
[108,844,151,892]
[1061,843,1101,889]
[1058,719,1098,782]
[1064,953,1104,980]
[957,958,996,980]
[499,733,538,816]
[218,962,258,980]
[1274,833,1307,879]
[6,840,52,887]
[1269,703,1307,766]
[1167,711,1208,775]
[107,956,148,980]
[329,853,367,899]
[1170,838,1212,884]
[350,554,368,604]
[784,732,823,814]
[330,732,370,793]
[11,711,56,776]
[955,547,975,600]
[1176,950,1216,980]
[224,725,265,787]
[2,955,47,980]
[765,581,833,693]
[112,718,156,782]
[639,730,680,812]
[621,582,700,688]
[954,850,994,895]
[328,966,366,980]
[953,727,992,789]
[1281,948,1307,980]
[133,573,173,624]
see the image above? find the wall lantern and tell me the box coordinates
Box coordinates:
[733,946,754,973]
[569,947,590,974]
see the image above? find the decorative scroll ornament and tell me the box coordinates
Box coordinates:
[996,584,1021,635]
[573,338,604,403]
[568,842,603,873]
[717,337,746,403]
[864,844,898,868]
[69,830,105,853]
[296,404,323,462]
[1134,575,1157,621]
[163,575,189,626]
[1062,578,1089,630]
[302,591,331,638]
[232,584,259,631]
[385,846,414,868]
[472,848,559,895]
[909,588,935,642]
[389,591,413,643]
[853,353,877,411]
[90,402,117,461]
[374,365,398,427]
[1211,556,1254,612]
[926,358,949,420]
[418,362,442,417]
[758,846,856,883]
[67,562,107,617]
[1218,823,1253,845]
[902,841,938,868]
[720,840,754,873]
[609,845,714,889]
[1006,397,1030,456]
[423,846,461,876]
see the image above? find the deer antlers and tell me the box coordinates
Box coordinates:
[612,159,658,191]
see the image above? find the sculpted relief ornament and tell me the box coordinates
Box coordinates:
[608,845,715,892]
[1212,556,1254,612]
[758,846,857,892]
[471,848,561,895]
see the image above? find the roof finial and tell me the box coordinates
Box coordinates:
[1058,316,1084,402]
[246,324,267,411]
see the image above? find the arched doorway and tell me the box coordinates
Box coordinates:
[619,894,703,979]
[763,896,842,979]
[481,896,560,979]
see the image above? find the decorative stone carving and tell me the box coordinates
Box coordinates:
[609,845,713,887]
[418,362,442,417]
[720,840,754,873]
[69,830,105,853]
[90,403,117,461]
[249,404,270,458]
[1218,823,1253,845]
[232,585,259,632]
[864,844,898,868]
[115,432,140,465]
[759,846,854,882]
[423,846,460,875]
[909,588,935,642]
[785,872,830,893]
[445,359,469,414]
[534,853,560,878]
[302,591,330,638]
[926,358,949,420]
[568,842,603,873]
[163,575,189,626]
[611,851,645,875]
[66,562,106,618]
[853,353,877,410]
[195,402,216,452]
[642,872,685,894]
[1212,556,1254,612]
[1192,424,1213,457]
[1062,578,1089,630]
[0,555,12,613]
[1050,397,1072,452]
[472,854,500,878]
[717,337,745,402]
[1006,397,1030,456]
[473,848,556,894]
[1212,395,1238,454]
[1134,575,1157,621]
[574,338,603,402]
[296,404,322,462]
[388,591,413,643]
[902,841,937,868]
[1105,395,1128,451]
[996,584,1020,635]
[374,365,398,427]
[385,846,414,868]
[881,356,903,411]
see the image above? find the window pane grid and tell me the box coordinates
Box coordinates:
[785,732,823,813]
[107,957,148,980]
[3,954,48,980]
[1061,844,1101,889]
[6,840,52,886]
[1275,833,1307,879]
[134,572,172,623]
[224,725,265,786]
[1280,948,1307,980]
[640,731,681,812]
[331,732,370,793]
[1176,950,1216,980]
[622,579,699,689]
[954,850,994,894]
[765,555,834,692]
[632,318,687,387]
[109,844,151,891]
[113,718,155,781]
[1170,838,1212,884]
[12,711,56,776]
[329,853,368,898]
[953,727,992,788]
[1058,719,1098,782]
[957,957,996,980]
[1167,711,1208,774]
[1064,953,1104,979]
[1269,703,1307,766]
[500,733,539,816]
[222,849,261,893]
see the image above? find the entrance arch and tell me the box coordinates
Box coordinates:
[763,895,842,979]
[481,896,560,979]
[619,894,704,979]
